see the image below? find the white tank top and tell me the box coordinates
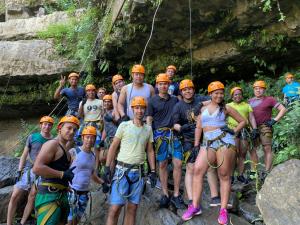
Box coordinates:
[83,99,103,122]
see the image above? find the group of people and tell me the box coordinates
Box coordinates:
[7,64,300,225]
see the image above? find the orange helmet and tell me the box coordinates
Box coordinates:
[179,79,194,90]
[68,72,79,79]
[103,95,112,101]
[131,96,147,108]
[112,74,124,84]
[166,65,177,72]
[40,116,54,124]
[285,73,294,79]
[230,87,242,96]
[82,126,97,136]
[208,81,225,93]
[156,73,170,83]
[85,84,96,91]
[58,115,80,129]
[253,80,266,89]
[131,64,145,74]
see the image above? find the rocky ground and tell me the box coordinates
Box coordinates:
[2,156,299,225]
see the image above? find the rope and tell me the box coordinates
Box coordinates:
[188,0,193,77]
[140,0,163,64]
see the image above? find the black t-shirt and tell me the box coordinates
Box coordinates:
[172,95,209,141]
[146,94,178,130]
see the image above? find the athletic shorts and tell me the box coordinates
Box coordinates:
[110,167,144,205]
[68,191,89,221]
[256,124,272,146]
[202,129,235,151]
[15,168,35,191]
[154,129,183,162]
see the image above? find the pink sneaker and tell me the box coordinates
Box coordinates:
[181,204,202,221]
[218,208,228,225]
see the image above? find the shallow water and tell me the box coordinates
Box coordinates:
[0,118,38,156]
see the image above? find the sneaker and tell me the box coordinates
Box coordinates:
[171,195,185,209]
[210,196,221,207]
[218,208,228,225]
[159,195,170,208]
[181,204,202,221]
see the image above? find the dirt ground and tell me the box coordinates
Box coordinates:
[0,118,38,156]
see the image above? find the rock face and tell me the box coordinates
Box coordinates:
[100,0,300,81]
[256,159,300,225]
[0,11,69,40]
[0,156,19,188]
[0,40,76,77]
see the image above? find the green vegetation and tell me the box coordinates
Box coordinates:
[38,1,106,81]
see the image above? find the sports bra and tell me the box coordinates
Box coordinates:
[201,107,226,128]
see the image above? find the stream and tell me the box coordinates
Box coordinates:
[0,118,38,156]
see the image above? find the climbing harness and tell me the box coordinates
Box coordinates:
[154,127,175,156]
[204,131,236,169]
[114,162,145,199]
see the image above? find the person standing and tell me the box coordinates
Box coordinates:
[7,116,54,225]
[77,84,103,148]
[182,81,246,224]
[54,73,85,116]
[172,79,209,206]
[97,87,107,100]
[104,96,157,225]
[118,64,155,121]
[227,87,258,183]
[249,80,287,172]
[33,115,80,225]
[111,74,126,121]
[282,72,300,105]
[67,126,104,225]
[146,74,183,209]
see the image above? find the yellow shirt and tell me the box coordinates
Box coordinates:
[227,102,253,129]
[115,121,153,164]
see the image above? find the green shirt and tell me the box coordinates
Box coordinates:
[116,121,153,164]
[227,101,253,129]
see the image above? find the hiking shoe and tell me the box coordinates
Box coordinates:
[218,208,228,225]
[159,195,170,208]
[171,195,185,209]
[181,204,202,221]
[210,196,221,207]
[237,175,249,184]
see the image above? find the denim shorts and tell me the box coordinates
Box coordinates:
[154,129,183,162]
[68,191,89,221]
[110,167,144,205]
[202,129,235,151]
[15,168,35,191]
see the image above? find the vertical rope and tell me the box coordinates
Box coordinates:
[140,0,163,65]
[189,0,193,77]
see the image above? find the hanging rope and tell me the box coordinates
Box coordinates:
[140,0,163,64]
[188,0,193,77]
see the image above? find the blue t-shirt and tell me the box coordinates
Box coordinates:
[282,81,300,97]
[60,87,85,111]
